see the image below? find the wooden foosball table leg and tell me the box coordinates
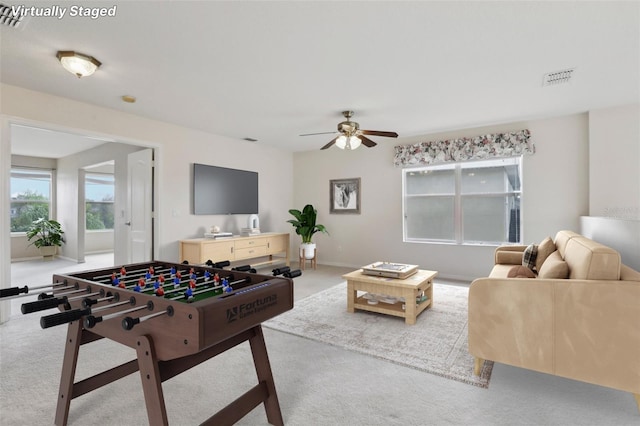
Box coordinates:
[249,326,284,426]
[136,335,169,426]
[55,320,83,426]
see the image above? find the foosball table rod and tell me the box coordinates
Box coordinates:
[40,299,148,329]
[90,265,174,281]
[21,289,101,315]
[122,306,174,330]
[0,282,75,299]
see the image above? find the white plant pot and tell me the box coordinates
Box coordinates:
[299,243,316,259]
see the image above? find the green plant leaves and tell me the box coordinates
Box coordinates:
[287,204,328,243]
[26,218,65,248]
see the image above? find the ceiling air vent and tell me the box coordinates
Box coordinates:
[543,68,575,86]
[0,3,23,28]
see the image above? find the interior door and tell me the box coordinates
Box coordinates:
[127,149,153,263]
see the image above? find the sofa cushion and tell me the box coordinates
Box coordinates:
[564,237,621,280]
[554,230,581,259]
[536,237,556,273]
[538,251,569,279]
[507,265,537,278]
[522,244,538,271]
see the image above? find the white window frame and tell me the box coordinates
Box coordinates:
[10,167,56,234]
[402,157,522,245]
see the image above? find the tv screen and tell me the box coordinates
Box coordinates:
[193,163,258,215]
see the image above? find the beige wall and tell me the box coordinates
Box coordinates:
[1,84,294,320]
[1,84,295,262]
[588,104,640,220]
[293,113,590,280]
[1,81,637,320]
[581,103,640,269]
[11,232,113,260]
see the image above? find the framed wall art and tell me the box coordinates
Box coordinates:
[330,177,360,214]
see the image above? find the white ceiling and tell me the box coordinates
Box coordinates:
[10,124,110,158]
[2,1,639,155]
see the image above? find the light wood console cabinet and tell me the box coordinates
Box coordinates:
[179,233,290,267]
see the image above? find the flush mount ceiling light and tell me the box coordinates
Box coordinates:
[56,50,101,78]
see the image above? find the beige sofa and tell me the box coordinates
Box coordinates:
[469,230,640,411]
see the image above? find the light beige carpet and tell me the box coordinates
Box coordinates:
[264,282,493,388]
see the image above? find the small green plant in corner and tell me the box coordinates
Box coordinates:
[287,204,328,243]
[26,218,65,248]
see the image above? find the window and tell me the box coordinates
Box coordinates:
[85,173,115,230]
[403,157,522,245]
[10,168,53,232]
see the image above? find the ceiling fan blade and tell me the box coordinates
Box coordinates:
[300,131,337,137]
[360,130,398,138]
[359,135,377,148]
[320,135,340,150]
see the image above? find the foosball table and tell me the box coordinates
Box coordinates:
[3,260,297,425]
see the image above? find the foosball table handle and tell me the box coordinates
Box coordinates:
[272,267,290,276]
[121,316,140,331]
[283,269,302,279]
[40,308,90,329]
[0,286,28,298]
[21,296,68,314]
[84,315,103,329]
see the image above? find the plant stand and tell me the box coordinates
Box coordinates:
[299,247,317,270]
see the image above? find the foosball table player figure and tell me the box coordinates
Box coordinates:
[1,260,302,425]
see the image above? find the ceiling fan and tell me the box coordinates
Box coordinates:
[300,110,398,150]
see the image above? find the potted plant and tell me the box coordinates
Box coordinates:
[26,218,65,260]
[287,204,328,259]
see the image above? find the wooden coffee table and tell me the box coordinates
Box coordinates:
[343,269,438,325]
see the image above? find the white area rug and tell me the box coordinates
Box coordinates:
[264,282,493,388]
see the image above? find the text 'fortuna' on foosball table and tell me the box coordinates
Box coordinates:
[3,260,301,426]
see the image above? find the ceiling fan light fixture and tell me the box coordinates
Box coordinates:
[335,135,347,149]
[347,136,361,150]
[56,50,101,78]
[333,135,362,150]
[308,110,398,150]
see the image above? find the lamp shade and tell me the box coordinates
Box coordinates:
[57,51,101,78]
[335,135,362,150]
[347,136,361,150]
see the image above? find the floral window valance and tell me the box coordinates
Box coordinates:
[393,129,533,167]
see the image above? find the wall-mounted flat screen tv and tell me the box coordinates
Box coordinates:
[193,163,258,215]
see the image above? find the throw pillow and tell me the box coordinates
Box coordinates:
[535,237,556,272]
[522,244,538,272]
[507,265,537,278]
[538,251,570,279]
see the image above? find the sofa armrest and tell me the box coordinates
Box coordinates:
[468,277,554,374]
[494,245,527,265]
